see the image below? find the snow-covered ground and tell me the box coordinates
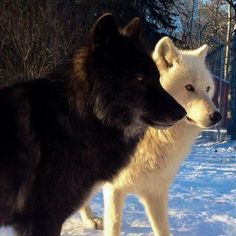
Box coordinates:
[1,140,236,236]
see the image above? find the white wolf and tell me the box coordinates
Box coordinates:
[79,37,222,236]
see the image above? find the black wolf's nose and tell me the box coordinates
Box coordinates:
[210,111,222,125]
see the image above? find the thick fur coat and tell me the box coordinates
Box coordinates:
[0,15,186,236]
[81,37,221,236]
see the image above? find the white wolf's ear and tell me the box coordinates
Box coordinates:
[152,37,179,75]
[194,44,208,59]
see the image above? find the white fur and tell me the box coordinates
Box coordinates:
[79,37,219,236]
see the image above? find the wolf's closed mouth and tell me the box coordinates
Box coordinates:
[186,116,196,124]
[142,116,175,128]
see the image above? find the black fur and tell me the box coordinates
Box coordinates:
[0,14,186,235]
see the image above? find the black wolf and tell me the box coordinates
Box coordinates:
[0,14,186,235]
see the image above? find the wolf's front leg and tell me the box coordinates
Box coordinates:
[103,184,125,236]
[79,205,103,229]
[140,188,170,236]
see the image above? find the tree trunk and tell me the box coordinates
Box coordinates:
[228,25,236,140]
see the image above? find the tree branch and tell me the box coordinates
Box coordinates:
[225,0,236,13]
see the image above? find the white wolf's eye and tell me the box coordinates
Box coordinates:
[185,84,194,92]
[137,74,144,81]
[206,86,210,92]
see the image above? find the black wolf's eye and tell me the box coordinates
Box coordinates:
[137,74,144,81]
[185,84,194,92]
[206,86,210,92]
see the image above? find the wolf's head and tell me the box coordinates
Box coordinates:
[152,37,221,128]
[77,14,186,135]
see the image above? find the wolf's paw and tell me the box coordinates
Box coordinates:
[83,217,103,230]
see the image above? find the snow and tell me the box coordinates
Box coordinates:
[0,140,236,236]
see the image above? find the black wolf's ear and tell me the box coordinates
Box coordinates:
[123,17,141,39]
[91,13,119,48]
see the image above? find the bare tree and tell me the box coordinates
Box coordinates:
[0,0,83,84]
[174,0,231,49]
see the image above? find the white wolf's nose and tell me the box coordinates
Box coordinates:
[210,111,222,125]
